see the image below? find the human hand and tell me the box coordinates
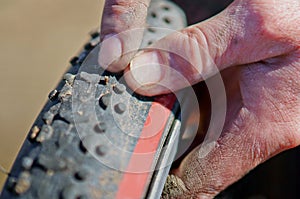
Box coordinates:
[99,0,300,198]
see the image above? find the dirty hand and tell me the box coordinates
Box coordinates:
[99,0,300,198]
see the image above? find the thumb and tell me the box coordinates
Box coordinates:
[125,0,295,96]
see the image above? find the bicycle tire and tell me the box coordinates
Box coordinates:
[0,1,188,199]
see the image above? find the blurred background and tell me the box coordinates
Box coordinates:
[0,0,102,189]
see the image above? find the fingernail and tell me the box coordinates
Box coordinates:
[99,34,122,69]
[130,51,163,86]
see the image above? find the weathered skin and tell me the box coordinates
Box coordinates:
[99,0,300,198]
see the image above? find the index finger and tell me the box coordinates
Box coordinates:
[99,0,151,72]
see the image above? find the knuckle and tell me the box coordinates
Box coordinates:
[246,1,299,44]
[181,26,215,77]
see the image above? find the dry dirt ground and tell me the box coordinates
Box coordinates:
[0,0,102,189]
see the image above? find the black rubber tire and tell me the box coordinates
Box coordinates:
[0,32,122,199]
[0,1,187,199]
[0,31,174,199]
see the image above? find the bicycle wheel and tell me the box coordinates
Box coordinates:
[0,1,191,199]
